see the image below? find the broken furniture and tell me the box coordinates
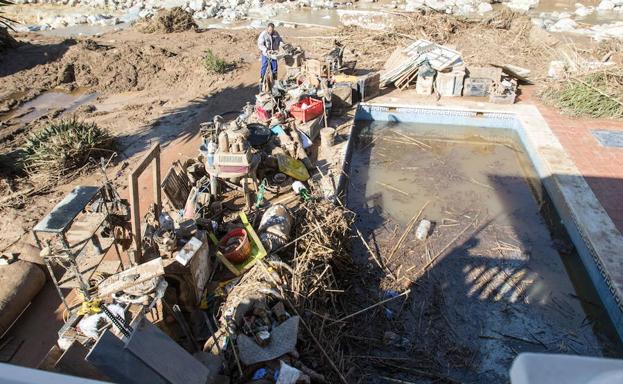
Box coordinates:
[128,143,162,264]
[33,185,123,311]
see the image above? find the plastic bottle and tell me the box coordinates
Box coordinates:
[415,219,431,241]
[207,140,217,167]
[292,181,310,201]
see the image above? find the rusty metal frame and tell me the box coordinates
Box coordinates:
[128,143,161,264]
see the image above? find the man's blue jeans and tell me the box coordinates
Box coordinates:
[260,55,278,79]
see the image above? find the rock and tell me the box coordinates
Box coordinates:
[549,17,577,32]
[405,0,425,11]
[477,1,493,13]
[50,17,68,29]
[505,0,539,12]
[575,5,594,16]
[424,0,450,11]
[188,0,204,11]
[597,0,615,10]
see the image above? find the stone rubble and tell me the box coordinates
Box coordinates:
[8,0,623,40]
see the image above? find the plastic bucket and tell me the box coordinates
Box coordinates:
[218,228,252,264]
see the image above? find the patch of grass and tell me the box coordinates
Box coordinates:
[22,119,114,177]
[539,68,623,119]
[203,49,232,74]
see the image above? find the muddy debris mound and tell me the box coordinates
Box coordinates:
[139,7,197,34]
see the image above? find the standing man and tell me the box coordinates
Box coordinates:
[257,22,284,89]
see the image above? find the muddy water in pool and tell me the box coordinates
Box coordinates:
[346,121,622,382]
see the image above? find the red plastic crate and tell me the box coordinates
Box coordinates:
[290,97,324,123]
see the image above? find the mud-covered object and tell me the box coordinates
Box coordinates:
[0,260,46,335]
[237,316,299,365]
[258,204,293,252]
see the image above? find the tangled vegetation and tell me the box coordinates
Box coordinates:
[140,7,197,34]
[21,119,114,177]
[203,49,231,74]
[540,68,623,119]
[0,0,16,52]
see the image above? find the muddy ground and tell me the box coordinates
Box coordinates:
[0,8,613,374]
[0,10,573,254]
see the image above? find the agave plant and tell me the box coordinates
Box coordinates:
[22,119,115,176]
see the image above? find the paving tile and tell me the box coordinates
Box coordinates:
[520,86,623,234]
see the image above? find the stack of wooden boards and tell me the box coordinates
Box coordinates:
[380,40,463,89]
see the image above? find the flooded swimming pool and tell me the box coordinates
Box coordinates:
[345,121,622,382]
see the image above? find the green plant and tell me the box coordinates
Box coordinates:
[539,68,623,119]
[203,49,231,74]
[22,119,114,176]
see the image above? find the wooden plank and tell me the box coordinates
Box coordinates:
[126,317,210,384]
[86,330,167,384]
[54,341,109,380]
[96,258,164,298]
[129,173,141,263]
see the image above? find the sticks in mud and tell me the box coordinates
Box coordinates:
[386,200,431,264]
[406,213,480,276]
[354,226,397,280]
[336,289,411,323]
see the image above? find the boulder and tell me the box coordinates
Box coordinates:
[597,0,615,10]
[549,17,577,31]
[477,1,493,13]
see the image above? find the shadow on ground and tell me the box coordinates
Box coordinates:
[0,39,76,77]
[341,121,623,383]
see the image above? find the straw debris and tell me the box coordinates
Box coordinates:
[540,68,623,119]
[139,7,197,34]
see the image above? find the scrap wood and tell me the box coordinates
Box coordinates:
[336,289,411,323]
[97,257,165,297]
[391,131,432,149]
[375,181,409,196]
[354,226,396,280]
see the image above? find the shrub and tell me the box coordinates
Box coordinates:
[203,49,231,74]
[22,119,114,176]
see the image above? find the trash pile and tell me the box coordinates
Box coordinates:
[381,39,522,104]
[32,40,376,384]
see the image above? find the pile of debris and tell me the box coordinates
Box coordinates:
[139,7,197,34]
[18,38,381,384]
[380,39,522,104]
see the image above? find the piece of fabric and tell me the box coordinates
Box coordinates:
[260,54,278,78]
[257,30,283,54]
